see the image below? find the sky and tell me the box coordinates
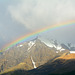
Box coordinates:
[0,0,75,49]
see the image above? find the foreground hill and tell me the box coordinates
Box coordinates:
[51,54,75,74]
[25,53,75,75]
[1,53,75,75]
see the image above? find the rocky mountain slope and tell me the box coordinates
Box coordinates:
[0,38,69,73]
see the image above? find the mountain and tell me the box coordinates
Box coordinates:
[1,53,75,75]
[0,38,69,73]
[45,39,75,51]
[51,54,75,74]
[29,53,75,75]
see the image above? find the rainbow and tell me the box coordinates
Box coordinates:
[0,20,75,52]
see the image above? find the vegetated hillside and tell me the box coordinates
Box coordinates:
[1,53,75,75]
[28,53,75,75]
[0,38,69,73]
[50,54,75,74]
[0,62,32,75]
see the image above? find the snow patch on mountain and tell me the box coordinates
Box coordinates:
[56,51,58,53]
[44,43,54,48]
[17,44,23,48]
[56,46,62,50]
[20,45,23,47]
[60,48,65,52]
[53,45,57,48]
[41,40,66,53]
[31,56,37,69]
[27,41,36,52]
[70,51,75,53]
[42,41,65,53]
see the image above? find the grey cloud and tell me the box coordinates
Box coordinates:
[0,0,75,49]
[8,0,75,30]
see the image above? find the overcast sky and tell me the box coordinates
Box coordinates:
[0,0,75,49]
